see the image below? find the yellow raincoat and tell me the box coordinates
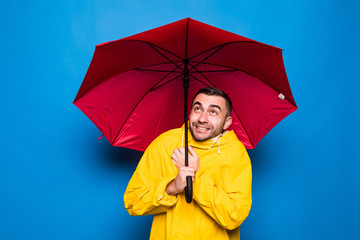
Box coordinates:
[124,126,252,239]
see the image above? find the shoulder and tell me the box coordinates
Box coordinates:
[148,127,182,149]
[224,131,246,151]
[223,131,250,165]
[158,127,183,139]
[155,127,182,141]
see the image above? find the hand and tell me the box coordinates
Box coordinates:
[166,166,195,196]
[171,146,199,172]
[166,146,199,196]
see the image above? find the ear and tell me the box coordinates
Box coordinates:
[223,116,232,130]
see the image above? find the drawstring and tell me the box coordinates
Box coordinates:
[209,133,222,154]
[217,140,220,154]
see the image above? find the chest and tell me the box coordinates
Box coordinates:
[196,148,235,186]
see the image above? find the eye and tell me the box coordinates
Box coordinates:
[194,106,201,112]
[210,110,218,115]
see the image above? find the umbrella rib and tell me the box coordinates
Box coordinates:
[123,39,184,60]
[231,109,254,148]
[135,68,183,73]
[151,74,184,91]
[149,64,184,90]
[146,43,184,72]
[189,69,238,73]
[187,72,212,87]
[188,64,256,148]
[188,45,225,71]
[112,69,181,145]
[134,61,183,69]
[188,62,218,87]
[189,40,280,61]
[232,109,254,148]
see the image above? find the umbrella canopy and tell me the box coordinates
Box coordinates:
[74,17,297,152]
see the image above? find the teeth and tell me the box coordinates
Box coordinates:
[197,126,208,130]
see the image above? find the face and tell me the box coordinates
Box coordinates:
[189,93,232,142]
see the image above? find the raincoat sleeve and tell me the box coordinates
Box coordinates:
[193,145,252,230]
[124,137,178,216]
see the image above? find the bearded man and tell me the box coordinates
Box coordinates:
[124,87,252,239]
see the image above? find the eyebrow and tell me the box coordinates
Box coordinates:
[193,101,222,111]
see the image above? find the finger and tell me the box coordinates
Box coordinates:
[175,148,184,153]
[179,170,195,177]
[179,167,195,176]
[173,149,183,159]
[172,155,180,164]
[179,167,194,173]
[173,148,180,156]
[178,147,185,156]
[188,146,198,157]
[172,152,184,165]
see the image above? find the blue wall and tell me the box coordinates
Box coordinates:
[1,0,359,239]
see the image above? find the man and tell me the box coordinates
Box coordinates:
[124,87,252,239]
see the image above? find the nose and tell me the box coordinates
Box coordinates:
[198,112,208,123]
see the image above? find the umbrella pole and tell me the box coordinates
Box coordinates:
[183,59,193,204]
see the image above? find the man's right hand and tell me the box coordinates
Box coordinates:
[166,166,195,196]
[166,146,199,196]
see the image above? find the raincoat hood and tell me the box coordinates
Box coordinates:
[182,123,237,154]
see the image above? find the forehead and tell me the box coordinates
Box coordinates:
[192,93,226,109]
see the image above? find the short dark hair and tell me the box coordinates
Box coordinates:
[192,87,232,117]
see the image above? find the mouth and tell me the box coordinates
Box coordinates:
[194,125,210,131]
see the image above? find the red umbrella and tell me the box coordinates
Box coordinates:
[73,18,297,202]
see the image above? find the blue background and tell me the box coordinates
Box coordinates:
[1,0,359,239]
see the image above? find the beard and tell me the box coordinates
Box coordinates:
[189,121,225,142]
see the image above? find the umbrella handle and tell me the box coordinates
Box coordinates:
[185,176,193,203]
